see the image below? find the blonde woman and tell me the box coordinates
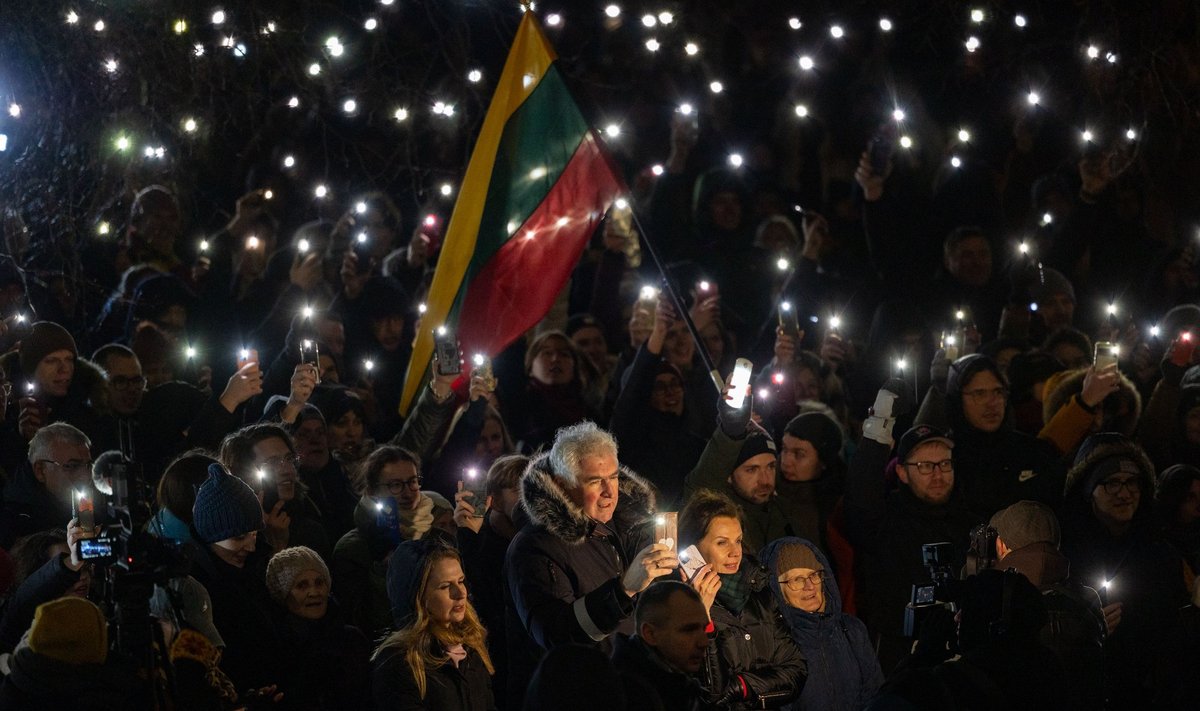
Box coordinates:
[372,540,496,710]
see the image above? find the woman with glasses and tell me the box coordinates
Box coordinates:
[333,445,437,641]
[761,537,882,711]
[678,490,806,709]
[1059,433,1192,706]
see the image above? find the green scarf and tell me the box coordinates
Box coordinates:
[716,571,752,614]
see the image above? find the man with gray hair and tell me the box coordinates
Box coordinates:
[504,421,678,709]
[0,422,92,547]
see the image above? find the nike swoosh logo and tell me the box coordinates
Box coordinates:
[1018,470,1037,482]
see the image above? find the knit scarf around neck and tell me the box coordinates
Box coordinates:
[716,571,752,614]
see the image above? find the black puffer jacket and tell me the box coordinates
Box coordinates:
[372,641,495,711]
[0,350,110,455]
[703,558,807,709]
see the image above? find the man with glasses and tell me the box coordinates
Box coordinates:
[219,423,331,560]
[0,423,93,547]
[92,344,146,417]
[846,380,980,672]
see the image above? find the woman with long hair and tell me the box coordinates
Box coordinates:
[372,540,495,710]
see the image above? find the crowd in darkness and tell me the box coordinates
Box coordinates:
[3,1,1200,710]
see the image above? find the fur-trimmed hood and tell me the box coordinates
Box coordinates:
[0,349,111,417]
[519,451,657,545]
[1062,435,1157,535]
[1043,367,1141,436]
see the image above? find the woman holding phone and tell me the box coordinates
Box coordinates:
[677,490,807,709]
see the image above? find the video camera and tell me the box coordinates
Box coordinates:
[963,523,998,576]
[903,542,959,638]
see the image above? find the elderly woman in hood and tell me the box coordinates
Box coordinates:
[761,537,882,711]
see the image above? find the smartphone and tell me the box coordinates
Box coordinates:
[434,328,461,376]
[237,348,257,370]
[868,123,896,174]
[299,339,321,382]
[374,496,402,546]
[472,354,496,391]
[778,302,802,341]
[352,232,373,274]
[1094,341,1119,370]
[941,331,960,362]
[1173,332,1197,366]
[636,284,659,312]
[461,468,488,518]
[679,544,707,581]
[695,280,719,299]
[420,214,444,253]
[73,490,96,533]
[654,512,678,550]
[727,358,753,409]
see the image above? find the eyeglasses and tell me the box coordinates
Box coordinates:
[1100,477,1140,496]
[651,381,684,394]
[779,570,825,591]
[963,386,1009,403]
[258,454,301,472]
[109,375,147,391]
[381,477,422,494]
[904,459,954,475]
[37,459,93,474]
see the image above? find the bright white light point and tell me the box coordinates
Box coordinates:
[757,388,770,400]
[393,107,409,121]
[186,346,197,358]
[892,108,906,122]
[522,73,535,89]
[615,197,629,210]
[245,236,260,249]
[776,257,790,271]
[342,99,357,113]
[965,36,980,52]
[329,44,344,58]
[1107,303,1118,316]
[1151,325,1161,337]
[658,11,673,24]
[417,303,427,314]
[781,301,792,312]
[356,232,367,243]
[788,17,802,30]
[303,306,314,318]
[104,58,118,73]
[950,156,962,168]
[381,0,395,5]
[728,153,744,168]
[1087,45,1099,59]
[1081,129,1094,142]
[645,38,660,52]
[1019,242,1029,254]
[956,310,965,320]
[174,20,188,34]
[97,222,110,235]
[66,11,78,24]
[314,184,328,198]
[212,10,226,25]
[684,42,699,56]
[355,201,368,214]
[529,166,547,180]
[283,155,295,168]
[678,103,694,116]
[798,55,815,71]
[556,217,569,227]
[1106,52,1117,64]
[1027,91,1040,105]
[709,81,723,94]
[1041,212,1053,225]
[1126,128,1137,140]
[194,44,205,57]
[794,104,809,118]
[879,18,893,32]
[958,128,971,142]
[524,230,536,240]
[467,69,483,83]
[651,164,664,176]
[364,18,378,31]
[440,183,453,196]
[285,96,299,109]
[830,316,842,329]
[506,220,518,234]
[94,19,105,32]
[155,146,165,159]
[970,8,985,23]
[325,36,340,49]
[298,239,310,253]
[546,13,562,26]
[641,14,656,27]
[830,25,844,39]
[899,135,913,149]
[182,117,197,133]
[7,104,18,118]
[144,145,155,158]
[308,63,321,76]
[604,123,621,138]
[897,358,908,370]
[1014,14,1027,28]
[116,135,130,151]
[605,5,621,19]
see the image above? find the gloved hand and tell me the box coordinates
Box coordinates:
[399,495,435,540]
[861,379,911,447]
[718,389,754,439]
[708,676,749,706]
[929,348,951,391]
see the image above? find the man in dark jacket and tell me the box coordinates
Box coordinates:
[611,581,713,711]
[845,380,980,673]
[0,423,92,548]
[505,422,676,707]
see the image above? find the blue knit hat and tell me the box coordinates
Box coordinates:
[193,463,263,544]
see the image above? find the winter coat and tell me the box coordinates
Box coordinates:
[702,557,807,709]
[760,538,882,711]
[332,496,400,642]
[268,603,372,711]
[610,345,707,508]
[0,351,110,454]
[0,646,141,710]
[298,457,358,546]
[456,517,512,705]
[843,437,980,672]
[683,427,809,554]
[0,554,84,653]
[1058,436,1192,705]
[1039,368,1141,458]
[504,452,656,692]
[0,461,72,550]
[372,640,495,711]
[611,633,712,711]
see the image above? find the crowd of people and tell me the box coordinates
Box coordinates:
[2,4,1200,711]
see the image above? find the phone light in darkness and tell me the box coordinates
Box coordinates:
[472,353,486,367]
[955,310,965,322]
[435,325,447,337]
[423,214,437,227]
[896,358,908,371]
[727,359,753,409]
[772,371,785,385]
[1150,325,1160,338]
[356,232,368,244]
[375,501,384,512]
[15,313,25,323]
[185,346,196,359]
[1107,303,1118,317]
[829,316,842,330]
[655,514,666,527]
[639,285,658,301]
[1030,302,1039,312]
[418,303,427,315]
[757,388,770,400]
[25,382,34,394]
[245,235,260,250]
[781,301,792,312]
[256,468,266,482]
[199,239,210,252]
[363,359,375,372]
[698,280,711,292]
[239,348,250,361]
[1019,241,1029,255]
[355,201,368,215]
[776,257,790,271]
[263,190,274,200]
[297,239,310,254]
[1183,332,1193,343]
[467,468,478,480]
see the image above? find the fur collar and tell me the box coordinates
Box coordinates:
[520,452,657,544]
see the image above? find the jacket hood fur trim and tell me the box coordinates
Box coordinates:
[520,452,657,544]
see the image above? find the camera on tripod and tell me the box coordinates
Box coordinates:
[903,542,958,638]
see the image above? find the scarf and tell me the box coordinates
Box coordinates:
[716,571,752,615]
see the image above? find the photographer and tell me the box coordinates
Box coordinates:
[844,379,979,672]
[0,518,94,652]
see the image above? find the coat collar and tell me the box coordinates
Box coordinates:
[520,452,657,544]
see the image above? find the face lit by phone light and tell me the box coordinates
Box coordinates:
[34,349,75,398]
[529,334,575,386]
[212,531,257,569]
[286,569,330,621]
[696,515,742,575]
[252,436,298,502]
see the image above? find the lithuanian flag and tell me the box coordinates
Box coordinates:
[399,12,623,415]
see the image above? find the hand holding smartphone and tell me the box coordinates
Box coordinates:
[679,544,707,581]
[461,468,488,518]
[655,512,678,551]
